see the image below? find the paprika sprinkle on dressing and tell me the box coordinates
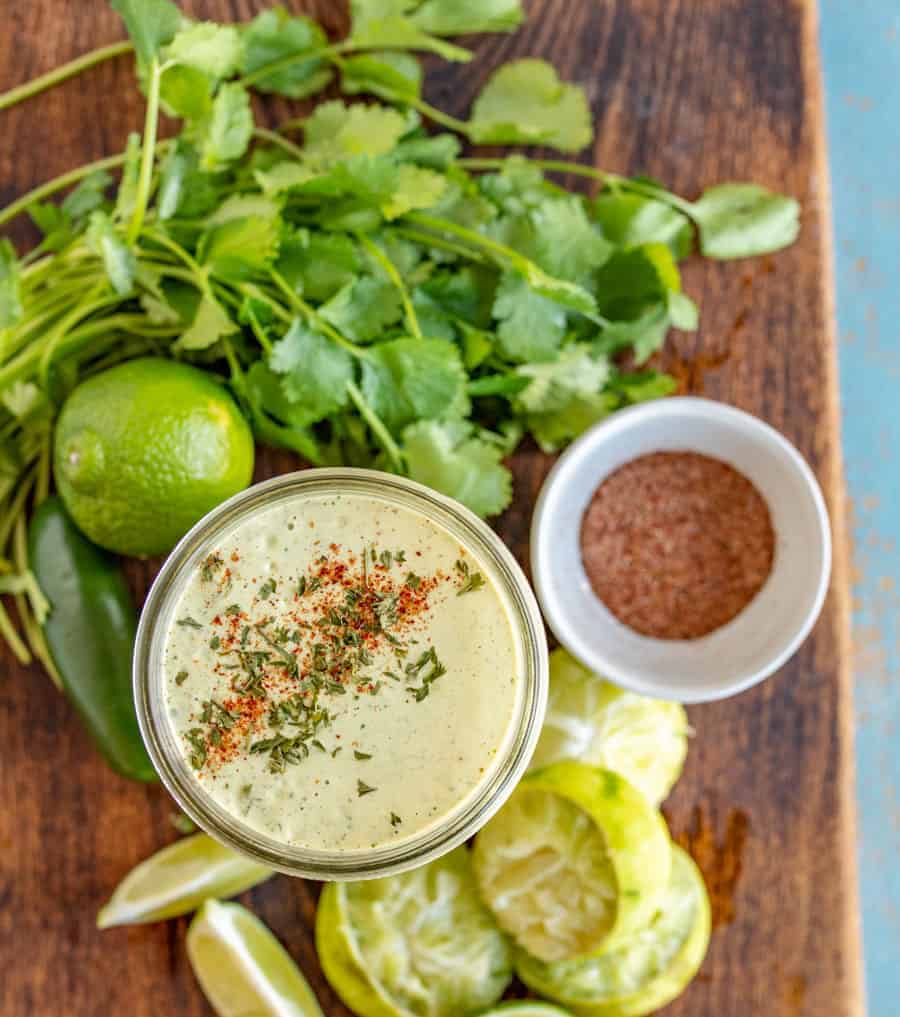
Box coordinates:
[579,451,775,640]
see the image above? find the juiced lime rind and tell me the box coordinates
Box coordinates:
[478,1004,574,1016]
[515,845,711,1017]
[472,785,618,961]
[316,846,513,1017]
[187,899,324,1017]
[97,833,273,928]
[473,762,671,962]
[529,649,688,807]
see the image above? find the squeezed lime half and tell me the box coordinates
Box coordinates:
[529,649,688,806]
[316,846,512,1017]
[473,761,672,962]
[515,845,711,1017]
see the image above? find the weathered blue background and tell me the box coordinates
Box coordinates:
[821,2,900,1012]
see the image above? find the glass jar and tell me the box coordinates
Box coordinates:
[134,468,548,880]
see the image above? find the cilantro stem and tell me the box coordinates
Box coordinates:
[0,599,30,664]
[0,141,173,229]
[252,127,306,161]
[127,59,164,244]
[391,226,488,264]
[457,158,696,216]
[0,41,134,112]
[38,281,108,387]
[238,41,351,90]
[346,380,405,473]
[356,233,422,340]
[0,154,125,229]
[269,270,369,358]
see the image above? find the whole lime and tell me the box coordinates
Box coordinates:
[54,358,254,557]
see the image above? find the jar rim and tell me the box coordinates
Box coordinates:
[134,468,548,880]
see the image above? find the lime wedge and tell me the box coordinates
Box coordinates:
[187,899,324,1017]
[529,649,688,806]
[97,833,272,928]
[479,1005,573,1016]
[316,846,512,1017]
[515,845,710,1017]
[473,761,671,962]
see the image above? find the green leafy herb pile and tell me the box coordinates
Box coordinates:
[0,0,799,668]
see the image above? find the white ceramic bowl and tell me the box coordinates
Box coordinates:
[531,397,832,703]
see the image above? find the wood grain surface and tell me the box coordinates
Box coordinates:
[0,2,863,1015]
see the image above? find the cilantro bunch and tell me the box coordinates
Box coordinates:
[0,0,799,668]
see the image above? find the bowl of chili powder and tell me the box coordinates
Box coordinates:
[531,397,831,702]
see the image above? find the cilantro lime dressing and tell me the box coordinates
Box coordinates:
[162,491,522,852]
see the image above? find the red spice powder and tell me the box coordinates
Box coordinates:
[580,451,775,640]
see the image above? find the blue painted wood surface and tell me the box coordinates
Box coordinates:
[821,3,900,1012]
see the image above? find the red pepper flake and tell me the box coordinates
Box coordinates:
[580,451,775,640]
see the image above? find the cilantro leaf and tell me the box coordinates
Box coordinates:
[174,291,237,351]
[349,18,473,62]
[320,276,403,343]
[276,230,363,302]
[668,290,698,331]
[527,391,614,452]
[592,243,681,322]
[410,0,524,34]
[468,59,593,153]
[381,165,448,220]
[269,319,353,423]
[609,369,677,405]
[304,101,411,164]
[165,22,244,79]
[394,132,461,170]
[200,83,253,169]
[492,273,566,363]
[242,10,333,99]
[593,192,693,260]
[361,337,468,432]
[110,0,183,70]
[207,194,282,226]
[513,345,609,415]
[529,196,612,283]
[159,63,213,120]
[593,306,670,364]
[341,52,422,102]
[157,141,225,220]
[689,183,800,259]
[62,171,113,221]
[242,362,323,463]
[200,216,281,281]
[86,211,136,296]
[402,420,512,517]
[0,240,22,328]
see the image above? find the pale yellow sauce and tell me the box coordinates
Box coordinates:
[162,491,522,852]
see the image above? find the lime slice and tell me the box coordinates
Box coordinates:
[187,899,324,1017]
[97,833,272,928]
[472,761,671,962]
[479,1005,573,1016]
[515,845,710,1017]
[529,649,688,806]
[316,846,512,1017]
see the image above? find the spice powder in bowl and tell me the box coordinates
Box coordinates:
[580,451,776,640]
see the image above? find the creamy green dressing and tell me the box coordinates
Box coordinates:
[162,491,522,852]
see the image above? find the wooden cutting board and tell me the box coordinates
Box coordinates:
[0,2,864,1015]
